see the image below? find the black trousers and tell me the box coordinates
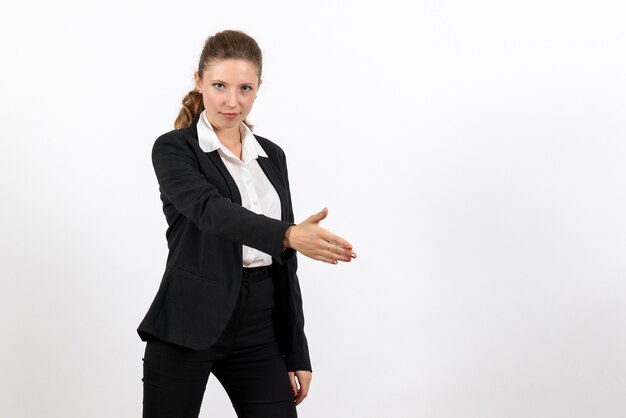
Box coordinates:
[142,266,297,418]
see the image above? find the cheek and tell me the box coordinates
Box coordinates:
[203,91,221,108]
[241,96,256,108]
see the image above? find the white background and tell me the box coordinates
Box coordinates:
[1,1,625,417]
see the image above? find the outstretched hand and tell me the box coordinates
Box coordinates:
[282,208,357,264]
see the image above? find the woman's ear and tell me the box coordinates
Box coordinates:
[194,72,202,91]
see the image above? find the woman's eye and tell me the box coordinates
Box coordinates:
[212,83,224,89]
[241,85,253,92]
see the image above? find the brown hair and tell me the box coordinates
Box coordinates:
[174,30,263,130]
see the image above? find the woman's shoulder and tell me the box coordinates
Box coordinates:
[151,126,199,160]
[155,125,194,142]
[153,124,198,147]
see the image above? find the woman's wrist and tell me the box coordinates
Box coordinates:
[282,225,295,249]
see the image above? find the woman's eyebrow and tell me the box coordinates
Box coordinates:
[210,79,257,86]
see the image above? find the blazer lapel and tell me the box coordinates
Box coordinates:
[204,151,242,205]
[257,155,289,222]
[185,117,286,218]
[185,116,242,205]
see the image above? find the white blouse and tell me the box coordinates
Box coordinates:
[196,110,281,267]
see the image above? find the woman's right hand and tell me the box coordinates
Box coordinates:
[282,208,357,264]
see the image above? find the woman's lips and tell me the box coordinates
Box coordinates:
[221,113,239,119]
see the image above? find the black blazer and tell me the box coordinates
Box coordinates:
[137,116,311,371]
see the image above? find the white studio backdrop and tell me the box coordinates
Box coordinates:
[1,1,625,417]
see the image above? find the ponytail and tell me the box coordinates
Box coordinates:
[174,90,204,129]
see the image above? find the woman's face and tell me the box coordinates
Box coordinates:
[194,59,261,132]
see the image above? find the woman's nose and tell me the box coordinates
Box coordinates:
[225,89,237,107]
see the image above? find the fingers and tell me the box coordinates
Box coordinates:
[306,237,357,265]
[307,241,349,264]
[293,371,312,406]
[288,371,298,399]
[321,239,357,263]
[322,233,353,251]
[324,248,353,263]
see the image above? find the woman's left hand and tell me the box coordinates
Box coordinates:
[288,370,312,405]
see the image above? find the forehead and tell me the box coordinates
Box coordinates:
[203,59,260,82]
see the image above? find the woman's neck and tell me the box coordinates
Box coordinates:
[216,126,243,159]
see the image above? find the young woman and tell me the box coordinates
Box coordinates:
[137,30,356,418]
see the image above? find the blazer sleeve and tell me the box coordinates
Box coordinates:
[278,149,312,372]
[284,261,312,372]
[152,131,292,260]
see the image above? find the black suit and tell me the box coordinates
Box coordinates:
[137,116,311,372]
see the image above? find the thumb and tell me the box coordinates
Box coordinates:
[288,371,298,397]
[304,207,328,225]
